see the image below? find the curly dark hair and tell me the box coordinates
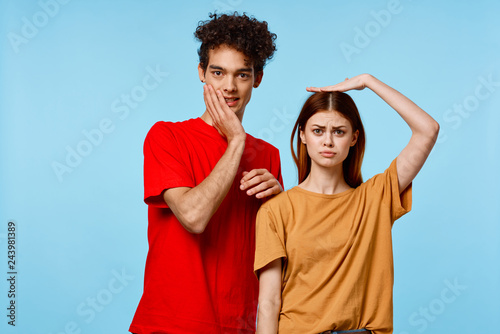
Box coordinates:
[194,12,277,73]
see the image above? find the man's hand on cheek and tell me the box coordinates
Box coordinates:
[203,84,246,143]
[240,169,282,199]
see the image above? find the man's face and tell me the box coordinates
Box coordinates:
[198,45,263,120]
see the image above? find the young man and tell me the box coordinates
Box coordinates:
[129,13,282,333]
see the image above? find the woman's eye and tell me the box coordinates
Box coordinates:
[334,130,344,135]
[313,129,322,134]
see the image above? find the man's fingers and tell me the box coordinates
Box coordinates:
[254,184,281,199]
[207,85,232,118]
[239,169,281,199]
[244,179,274,196]
[240,169,269,190]
[240,175,265,191]
[204,85,220,122]
[215,89,231,115]
[240,169,266,183]
[206,85,240,126]
[205,86,225,116]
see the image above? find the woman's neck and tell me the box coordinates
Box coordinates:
[299,164,352,195]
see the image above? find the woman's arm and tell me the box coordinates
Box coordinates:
[307,74,440,192]
[256,258,282,334]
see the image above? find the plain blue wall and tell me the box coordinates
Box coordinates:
[1,0,499,333]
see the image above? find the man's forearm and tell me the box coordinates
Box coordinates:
[164,137,245,233]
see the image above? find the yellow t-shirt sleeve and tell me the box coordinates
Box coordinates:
[383,158,413,222]
[254,205,287,278]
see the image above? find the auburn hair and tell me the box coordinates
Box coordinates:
[290,91,366,187]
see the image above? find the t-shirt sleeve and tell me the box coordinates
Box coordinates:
[275,152,284,189]
[143,122,195,208]
[370,158,412,222]
[254,205,287,278]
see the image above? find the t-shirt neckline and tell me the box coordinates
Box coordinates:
[192,117,227,141]
[193,117,251,144]
[291,185,355,199]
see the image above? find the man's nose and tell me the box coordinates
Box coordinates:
[223,76,237,92]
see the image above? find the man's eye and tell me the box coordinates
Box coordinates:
[213,71,222,76]
[238,73,249,79]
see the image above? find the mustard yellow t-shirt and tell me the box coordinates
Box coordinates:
[254,159,412,334]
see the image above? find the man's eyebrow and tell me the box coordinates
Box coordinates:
[237,67,253,72]
[208,65,224,70]
[208,65,253,72]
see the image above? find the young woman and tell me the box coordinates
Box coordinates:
[254,74,439,334]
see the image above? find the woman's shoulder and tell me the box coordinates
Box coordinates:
[353,159,399,198]
[260,187,303,210]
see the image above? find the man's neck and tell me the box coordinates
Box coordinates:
[200,111,213,125]
[200,109,244,125]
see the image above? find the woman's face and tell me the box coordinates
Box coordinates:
[300,110,359,172]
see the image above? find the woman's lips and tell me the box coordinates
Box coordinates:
[320,151,335,157]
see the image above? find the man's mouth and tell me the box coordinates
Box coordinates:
[224,97,239,107]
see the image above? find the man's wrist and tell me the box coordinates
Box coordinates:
[228,134,247,148]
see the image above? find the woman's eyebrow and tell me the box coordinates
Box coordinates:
[311,124,347,129]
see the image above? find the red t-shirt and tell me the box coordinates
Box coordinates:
[129,118,283,334]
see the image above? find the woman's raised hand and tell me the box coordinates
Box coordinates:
[308,73,440,193]
[306,74,371,93]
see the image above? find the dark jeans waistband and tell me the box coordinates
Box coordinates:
[320,329,371,334]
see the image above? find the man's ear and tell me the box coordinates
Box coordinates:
[253,71,263,88]
[350,129,359,147]
[198,63,206,82]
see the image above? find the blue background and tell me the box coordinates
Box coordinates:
[1,0,499,333]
